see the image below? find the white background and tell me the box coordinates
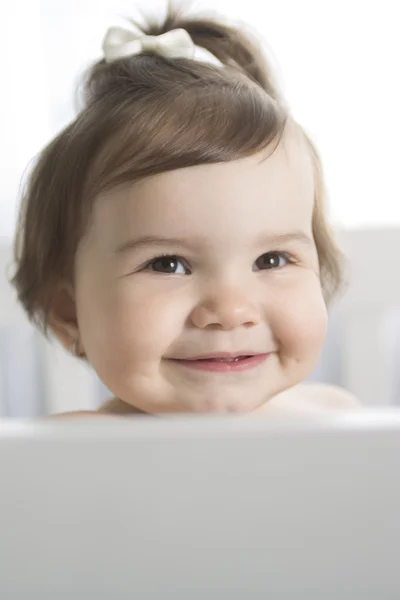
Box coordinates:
[1,0,399,239]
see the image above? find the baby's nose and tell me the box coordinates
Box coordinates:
[189,286,261,330]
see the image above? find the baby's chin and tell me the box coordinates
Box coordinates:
[178,395,268,414]
[117,385,273,415]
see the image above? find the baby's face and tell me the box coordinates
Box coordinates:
[74,125,327,413]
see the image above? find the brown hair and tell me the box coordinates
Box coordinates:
[8,3,347,350]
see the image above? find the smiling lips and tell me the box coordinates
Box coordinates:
[168,352,271,372]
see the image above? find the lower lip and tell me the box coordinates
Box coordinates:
[169,354,270,372]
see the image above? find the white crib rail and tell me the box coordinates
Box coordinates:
[39,334,101,414]
[1,227,399,415]
[336,228,400,405]
[0,243,105,416]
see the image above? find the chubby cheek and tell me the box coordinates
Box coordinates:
[271,280,328,364]
[78,281,186,377]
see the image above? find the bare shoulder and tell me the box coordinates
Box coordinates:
[46,397,142,419]
[269,382,362,414]
[299,382,361,409]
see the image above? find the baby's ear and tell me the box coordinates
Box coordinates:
[46,282,81,353]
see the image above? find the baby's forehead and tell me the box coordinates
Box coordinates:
[103,127,311,201]
[87,125,314,246]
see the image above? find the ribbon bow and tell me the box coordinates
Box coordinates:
[102,27,196,63]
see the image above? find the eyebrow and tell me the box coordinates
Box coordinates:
[114,231,314,255]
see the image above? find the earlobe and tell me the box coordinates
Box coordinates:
[46,282,81,353]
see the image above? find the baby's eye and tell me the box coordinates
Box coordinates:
[147,255,188,274]
[254,251,294,271]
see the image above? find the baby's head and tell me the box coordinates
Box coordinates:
[10,6,346,414]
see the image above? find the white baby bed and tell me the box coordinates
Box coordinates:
[0,228,399,417]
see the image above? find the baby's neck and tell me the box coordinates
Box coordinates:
[98,396,146,415]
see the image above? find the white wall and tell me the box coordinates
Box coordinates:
[1,0,399,239]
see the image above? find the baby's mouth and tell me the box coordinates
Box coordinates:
[167,353,271,372]
[187,355,251,362]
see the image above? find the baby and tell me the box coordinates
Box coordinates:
[9,5,360,418]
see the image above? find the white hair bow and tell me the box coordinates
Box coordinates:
[102,27,196,62]
[102,25,222,66]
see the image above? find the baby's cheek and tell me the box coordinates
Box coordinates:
[106,291,183,359]
[271,286,328,356]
